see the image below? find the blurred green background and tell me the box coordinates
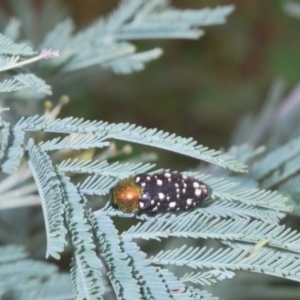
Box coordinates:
[56,0,300,171]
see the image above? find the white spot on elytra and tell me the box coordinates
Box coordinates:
[167,196,170,201]
[151,200,155,205]
[164,173,171,178]
[169,202,176,208]
[168,178,171,182]
[182,188,186,194]
[142,194,147,199]
[177,194,180,199]
[193,182,200,188]
[195,189,201,197]
[186,199,193,206]
[158,193,165,200]
[141,182,146,187]
[157,179,163,186]
[183,183,187,188]
[176,188,180,193]
[175,183,179,188]
[146,176,151,181]
[185,206,188,209]
[136,177,140,183]
[176,207,180,211]
[152,206,158,211]
[182,175,188,179]
[157,202,161,206]
[139,202,144,208]
[193,202,197,206]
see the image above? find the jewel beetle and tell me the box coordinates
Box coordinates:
[111,172,211,213]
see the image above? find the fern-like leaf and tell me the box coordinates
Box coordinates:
[58,173,104,299]
[26,139,67,259]
[121,236,176,300]
[0,126,25,174]
[39,134,109,151]
[201,199,286,224]
[0,245,27,262]
[16,274,73,300]
[57,158,155,178]
[17,116,247,173]
[151,245,300,282]
[0,33,35,55]
[250,135,300,180]
[92,211,142,300]
[78,175,117,196]
[14,72,52,95]
[260,153,300,189]
[62,42,135,72]
[122,212,300,254]
[181,270,235,285]
[0,245,73,299]
[0,78,25,92]
[102,48,163,74]
[111,4,234,40]
[190,174,291,212]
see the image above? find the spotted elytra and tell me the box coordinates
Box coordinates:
[111,173,211,213]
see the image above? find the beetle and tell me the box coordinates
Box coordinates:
[111,172,211,213]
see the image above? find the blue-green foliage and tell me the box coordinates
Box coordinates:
[1,1,300,300]
[27,139,67,259]
[0,0,234,97]
[0,245,73,299]
[0,110,298,299]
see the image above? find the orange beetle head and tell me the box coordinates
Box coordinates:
[111,178,142,213]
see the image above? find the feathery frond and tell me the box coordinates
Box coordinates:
[122,235,195,299]
[201,199,286,224]
[0,33,34,55]
[78,175,117,196]
[0,120,11,168]
[106,4,234,40]
[260,153,300,189]
[0,126,25,174]
[26,139,67,259]
[16,274,73,300]
[14,72,52,95]
[250,135,300,181]
[189,174,291,212]
[122,211,300,254]
[185,287,219,300]
[0,78,24,92]
[39,134,109,151]
[62,42,135,72]
[17,116,247,172]
[93,211,142,300]
[38,1,235,74]
[0,244,27,262]
[39,18,74,67]
[58,173,104,299]
[102,48,163,74]
[181,270,235,285]
[0,245,72,300]
[94,211,202,299]
[57,159,155,178]
[151,245,300,282]
[0,55,21,71]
